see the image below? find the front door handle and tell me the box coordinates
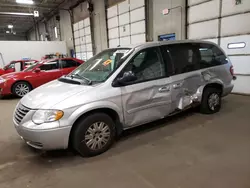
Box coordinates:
[173,83,182,89]
[159,86,170,92]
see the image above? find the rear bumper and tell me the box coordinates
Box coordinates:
[222,83,234,97]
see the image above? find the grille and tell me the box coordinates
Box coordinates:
[14,104,30,124]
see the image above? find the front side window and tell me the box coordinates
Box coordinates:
[68,48,133,83]
[39,60,59,71]
[123,47,165,82]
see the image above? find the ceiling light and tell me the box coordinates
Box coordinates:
[6,31,10,34]
[8,25,13,29]
[54,27,58,38]
[0,12,34,16]
[16,0,34,5]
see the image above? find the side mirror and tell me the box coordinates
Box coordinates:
[113,71,137,87]
[34,67,41,73]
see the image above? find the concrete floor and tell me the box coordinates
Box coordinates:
[0,95,250,188]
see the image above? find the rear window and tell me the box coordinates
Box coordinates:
[165,43,227,75]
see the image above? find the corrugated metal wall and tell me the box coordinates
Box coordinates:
[188,0,250,94]
[73,2,93,61]
[107,0,146,47]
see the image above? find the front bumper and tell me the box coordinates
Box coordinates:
[14,120,71,150]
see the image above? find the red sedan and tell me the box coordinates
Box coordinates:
[0,59,38,76]
[0,58,84,97]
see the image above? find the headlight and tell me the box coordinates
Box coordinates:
[32,110,64,124]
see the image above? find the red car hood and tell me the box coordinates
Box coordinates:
[1,71,31,79]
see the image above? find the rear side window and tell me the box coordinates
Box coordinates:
[198,43,227,68]
[166,43,227,75]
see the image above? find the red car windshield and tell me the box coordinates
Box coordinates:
[23,61,43,72]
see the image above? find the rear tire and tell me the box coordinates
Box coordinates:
[72,113,115,157]
[200,87,221,114]
[12,81,32,98]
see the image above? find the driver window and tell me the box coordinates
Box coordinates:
[124,48,165,82]
[39,61,59,71]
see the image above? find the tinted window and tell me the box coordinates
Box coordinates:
[167,43,227,75]
[167,44,199,74]
[198,43,227,68]
[39,60,59,71]
[124,47,165,82]
[61,60,79,68]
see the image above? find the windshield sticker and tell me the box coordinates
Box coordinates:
[103,59,112,66]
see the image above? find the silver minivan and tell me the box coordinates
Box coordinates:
[13,41,235,157]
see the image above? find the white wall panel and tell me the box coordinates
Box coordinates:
[81,53,86,60]
[120,36,131,46]
[232,76,250,94]
[108,17,118,29]
[188,0,220,24]
[130,7,145,23]
[130,0,145,10]
[108,27,119,39]
[230,56,250,75]
[80,36,85,44]
[87,52,93,59]
[85,35,92,43]
[74,30,79,38]
[84,26,91,35]
[79,29,85,37]
[119,13,130,26]
[118,0,129,14]
[220,35,250,55]
[131,20,145,35]
[188,0,209,6]
[109,38,119,48]
[76,53,81,59]
[188,19,219,39]
[221,13,250,37]
[222,0,250,17]
[76,45,81,53]
[131,33,145,44]
[84,17,90,27]
[73,23,78,31]
[107,5,118,18]
[119,24,130,37]
[79,20,84,29]
[80,44,86,51]
[75,38,80,45]
[86,43,92,51]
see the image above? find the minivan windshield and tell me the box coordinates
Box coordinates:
[68,48,133,83]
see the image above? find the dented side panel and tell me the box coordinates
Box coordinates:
[121,77,172,127]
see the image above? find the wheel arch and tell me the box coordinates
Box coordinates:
[11,80,33,94]
[68,107,123,149]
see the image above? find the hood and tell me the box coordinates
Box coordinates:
[1,71,28,79]
[20,80,93,109]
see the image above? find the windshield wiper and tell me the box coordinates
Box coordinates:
[70,73,92,85]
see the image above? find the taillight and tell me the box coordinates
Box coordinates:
[230,65,234,76]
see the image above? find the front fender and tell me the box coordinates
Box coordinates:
[67,100,123,127]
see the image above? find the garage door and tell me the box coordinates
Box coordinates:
[107,0,146,48]
[188,0,250,94]
[73,17,93,61]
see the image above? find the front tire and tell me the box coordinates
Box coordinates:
[12,81,32,97]
[200,87,221,114]
[72,113,115,157]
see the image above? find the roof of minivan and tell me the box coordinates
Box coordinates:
[116,40,216,49]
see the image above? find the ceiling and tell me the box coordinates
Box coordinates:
[0,0,66,37]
